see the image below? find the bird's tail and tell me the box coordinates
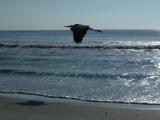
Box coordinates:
[89,28,102,32]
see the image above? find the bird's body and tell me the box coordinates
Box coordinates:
[65,24,102,44]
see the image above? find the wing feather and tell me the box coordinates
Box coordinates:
[72,30,87,44]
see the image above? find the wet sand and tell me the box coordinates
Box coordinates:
[0,93,160,120]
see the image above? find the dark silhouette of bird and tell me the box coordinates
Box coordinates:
[64,24,102,44]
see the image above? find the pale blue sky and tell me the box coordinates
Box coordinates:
[1,0,160,30]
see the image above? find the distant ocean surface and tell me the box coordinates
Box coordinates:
[1,30,160,104]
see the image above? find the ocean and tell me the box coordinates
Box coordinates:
[1,30,160,104]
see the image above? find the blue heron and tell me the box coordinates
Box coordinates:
[65,24,102,44]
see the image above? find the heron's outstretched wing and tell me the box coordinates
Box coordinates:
[72,30,87,44]
[89,28,102,32]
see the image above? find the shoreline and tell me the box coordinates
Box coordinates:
[1,91,160,106]
[1,93,160,120]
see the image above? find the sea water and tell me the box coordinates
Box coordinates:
[1,30,160,104]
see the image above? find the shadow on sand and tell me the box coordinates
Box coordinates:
[17,100,46,106]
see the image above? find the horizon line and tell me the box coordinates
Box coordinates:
[0,29,160,31]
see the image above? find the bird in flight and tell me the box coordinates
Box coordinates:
[65,24,102,44]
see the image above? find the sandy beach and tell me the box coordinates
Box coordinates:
[0,93,160,120]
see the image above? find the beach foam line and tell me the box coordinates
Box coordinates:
[1,90,160,106]
[1,43,160,49]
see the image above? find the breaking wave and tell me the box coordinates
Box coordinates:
[0,68,158,79]
[1,43,160,49]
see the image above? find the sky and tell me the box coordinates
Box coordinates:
[1,0,160,30]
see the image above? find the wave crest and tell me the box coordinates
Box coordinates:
[1,43,160,49]
[0,68,157,79]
